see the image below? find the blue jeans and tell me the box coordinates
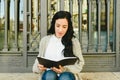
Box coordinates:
[41,70,75,80]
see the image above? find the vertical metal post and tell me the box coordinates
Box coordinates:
[77,0,82,44]
[106,0,111,52]
[29,0,32,34]
[3,0,10,51]
[0,0,2,33]
[112,0,116,51]
[87,0,93,52]
[34,0,40,33]
[48,0,52,30]
[97,0,102,52]
[59,0,64,10]
[23,0,28,67]
[40,0,47,38]
[28,0,32,51]
[115,0,120,67]
[69,0,73,15]
[13,0,19,51]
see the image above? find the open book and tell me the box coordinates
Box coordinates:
[37,57,78,68]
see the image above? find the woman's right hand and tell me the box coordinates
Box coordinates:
[38,64,47,71]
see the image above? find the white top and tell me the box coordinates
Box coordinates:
[44,35,65,61]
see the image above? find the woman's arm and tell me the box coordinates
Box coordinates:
[32,36,49,73]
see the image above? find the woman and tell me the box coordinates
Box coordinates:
[32,11,84,80]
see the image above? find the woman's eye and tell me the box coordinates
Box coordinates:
[56,25,60,27]
[63,26,67,28]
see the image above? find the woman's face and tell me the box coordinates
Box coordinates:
[55,18,68,38]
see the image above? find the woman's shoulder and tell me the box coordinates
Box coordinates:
[41,35,52,41]
[72,37,79,42]
[72,37,81,45]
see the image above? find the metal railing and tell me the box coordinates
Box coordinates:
[0,0,120,72]
[0,0,119,54]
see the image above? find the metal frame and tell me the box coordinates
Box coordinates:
[0,0,119,72]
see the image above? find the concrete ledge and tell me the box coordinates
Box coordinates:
[0,72,120,80]
[0,73,39,80]
[81,72,120,80]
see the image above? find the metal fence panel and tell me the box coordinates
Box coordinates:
[0,0,120,72]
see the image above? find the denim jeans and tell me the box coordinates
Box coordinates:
[41,70,75,80]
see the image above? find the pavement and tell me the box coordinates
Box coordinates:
[0,72,120,80]
[81,72,120,80]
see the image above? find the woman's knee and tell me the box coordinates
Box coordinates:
[58,72,75,80]
[42,70,58,80]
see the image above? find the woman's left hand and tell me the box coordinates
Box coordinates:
[51,65,64,73]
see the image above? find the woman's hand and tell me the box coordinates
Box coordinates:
[38,64,47,71]
[51,65,64,73]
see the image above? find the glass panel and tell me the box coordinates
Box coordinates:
[18,0,23,50]
[0,0,4,50]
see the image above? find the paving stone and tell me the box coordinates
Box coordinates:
[0,72,120,80]
[81,72,120,80]
[0,73,39,80]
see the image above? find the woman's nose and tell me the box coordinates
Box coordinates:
[58,27,62,31]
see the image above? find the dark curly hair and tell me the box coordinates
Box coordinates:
[47,11,75,57]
